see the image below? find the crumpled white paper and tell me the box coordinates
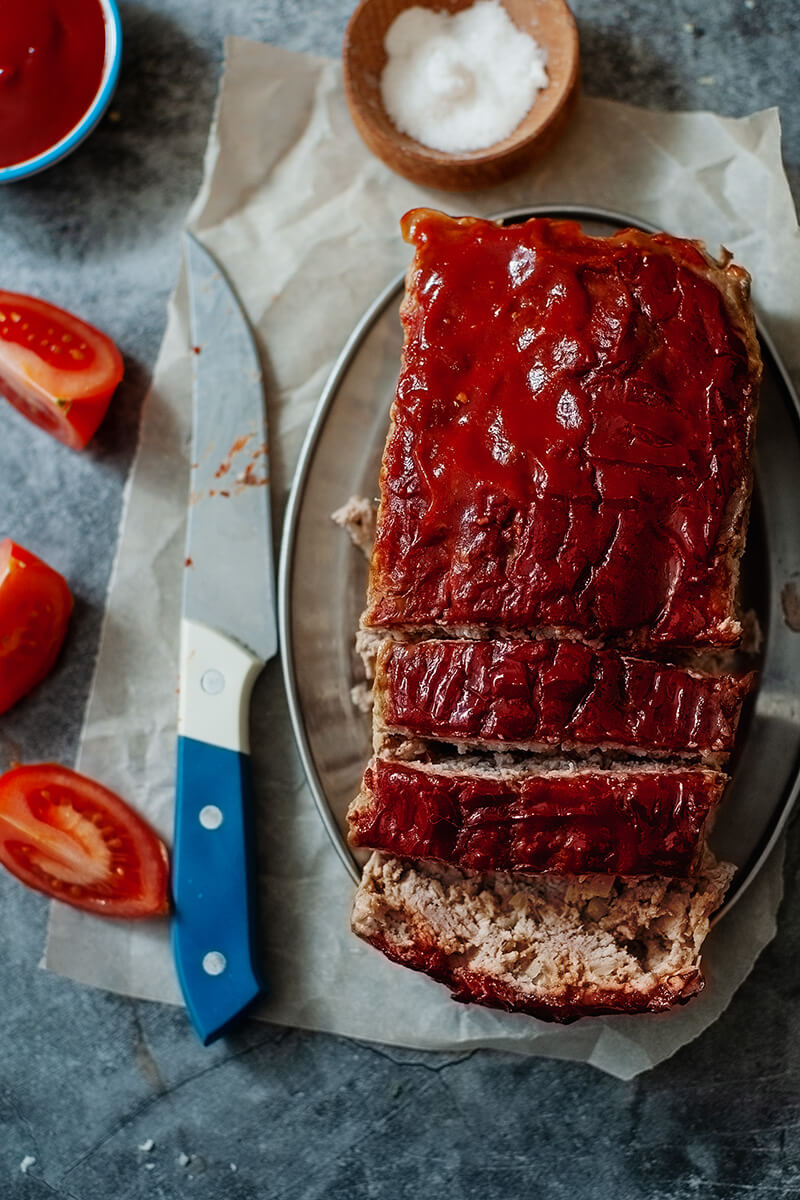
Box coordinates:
[45,38,800,1079]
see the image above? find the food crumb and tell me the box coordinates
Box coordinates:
[144,1162,155,1171]
[138,1138,155,1152]
[698,74,716,85]
[351,682,374,713]
[230,1163,238,1172]
[332,495,377,559]
[177,1152,191,1168]
[20,1156,36,1174]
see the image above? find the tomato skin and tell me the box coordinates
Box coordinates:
[0,539,73,715]
[0,764,170,918]
[0,291,124,450]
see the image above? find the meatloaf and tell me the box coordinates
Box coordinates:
[346,210,760,1023]
[365,209,761,649]
[353,852,735,1022]
[373,638,755,764]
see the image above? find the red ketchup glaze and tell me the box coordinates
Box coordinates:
[0,0,107,168]
[380,639,755,756]
[367,210,757,648]
[350,760,724,877]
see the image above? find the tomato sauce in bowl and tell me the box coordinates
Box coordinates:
[0,0,120,175]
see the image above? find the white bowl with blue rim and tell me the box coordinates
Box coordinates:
[0,0,122,185]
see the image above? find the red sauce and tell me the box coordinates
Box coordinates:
[367,210,758,648]
[0,0,107,168]
[380,639,754,756]
[350,760,723,877]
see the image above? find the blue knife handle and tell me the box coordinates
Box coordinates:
[172,735,264,1044]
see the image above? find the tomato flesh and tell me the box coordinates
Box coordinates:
[0,292,124,450]
[0,764,170,918]
[0,539,73,715]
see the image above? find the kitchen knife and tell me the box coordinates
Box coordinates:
[172,233,277,1045]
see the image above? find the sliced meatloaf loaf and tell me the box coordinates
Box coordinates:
[345,210,759,1023]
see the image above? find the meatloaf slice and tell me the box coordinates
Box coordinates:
[374,638,755,764]
[352,851,734,1021]
[365,209,761,649]
[348,757,726,878]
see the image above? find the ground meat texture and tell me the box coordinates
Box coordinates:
[352,852,735,1021]
[365,210,761,648]
[376,638,755,759]
[348,759,725,877]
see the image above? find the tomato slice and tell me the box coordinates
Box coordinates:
[0,539,73,715]
[0,291,124,450]
[0,764,170,918]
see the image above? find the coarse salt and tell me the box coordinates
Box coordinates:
[380,0,548,154]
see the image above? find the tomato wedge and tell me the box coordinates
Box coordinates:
[0,539,73,715]
[0,764,170,918]
[0,291,124,449]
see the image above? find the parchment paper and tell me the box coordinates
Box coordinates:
[45,38,800,1079]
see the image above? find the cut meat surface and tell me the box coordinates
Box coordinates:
[348,758,725,877]
[365,209,761,648]
[374,638,755,762]
[352,852,734,1021]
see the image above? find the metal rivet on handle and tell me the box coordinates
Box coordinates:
[201,668,225,695]
[202,951,227,976]
[199,804,224,830]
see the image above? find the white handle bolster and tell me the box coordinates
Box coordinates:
[178,619,263,754]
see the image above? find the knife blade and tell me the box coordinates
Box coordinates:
[172,233,277,1045]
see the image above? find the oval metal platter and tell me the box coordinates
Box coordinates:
[279,205,800,921]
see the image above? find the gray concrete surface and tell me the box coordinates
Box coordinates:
[1,2,799,1197]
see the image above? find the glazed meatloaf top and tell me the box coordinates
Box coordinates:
[374,637,755,763]
[365,209,762,649]
[348,757,726,878]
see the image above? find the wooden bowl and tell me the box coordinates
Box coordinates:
[342,0,580,192]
